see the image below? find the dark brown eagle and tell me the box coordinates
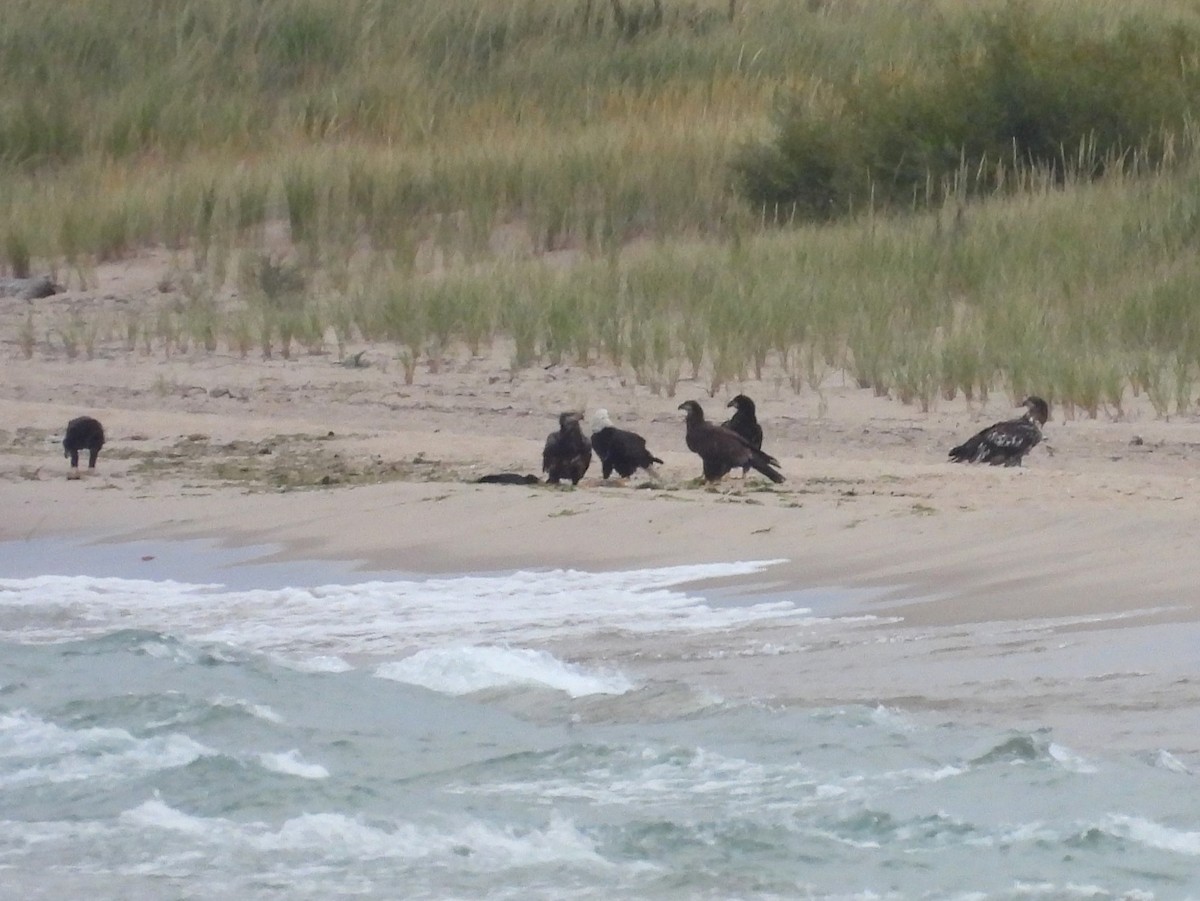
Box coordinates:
[63,416,105,472]
[678,400,784,484]
[948,396,1050,466]
[589,409,664,480]
[722,394,763,476]
[542,411,592,485]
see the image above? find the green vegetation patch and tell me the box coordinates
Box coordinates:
[734,3,1200,220]
[7,1,1200,418]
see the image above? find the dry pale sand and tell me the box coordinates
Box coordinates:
[4,250,1200,752]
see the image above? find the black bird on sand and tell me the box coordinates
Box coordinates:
[63,416,105,476]
[678,400,784,484]
[542,411,592,485]
[722,394,763,476]
[589,409,664,480]
[948,396,1050,466]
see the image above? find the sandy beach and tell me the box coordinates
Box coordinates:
[5,251,1200,753]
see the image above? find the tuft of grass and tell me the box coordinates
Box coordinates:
[4,230,32,278]
[225,310,256,359]
[58,315,83,360]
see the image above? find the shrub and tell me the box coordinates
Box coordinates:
[734,4,1200,221]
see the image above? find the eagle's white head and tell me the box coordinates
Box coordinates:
[591,408,614,433]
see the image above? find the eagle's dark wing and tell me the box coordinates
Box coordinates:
[542,432,565,474]
[689,423,783,483]
[590,427,614,478]
[949,418,1041,466]
[593,426,663,478]
[722,411,763,450]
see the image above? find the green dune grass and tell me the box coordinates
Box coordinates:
[5,0,1200,415]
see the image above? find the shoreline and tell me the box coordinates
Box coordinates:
[7,450,1200,622]
[6,320,1200,754]
[5,524,1199,756]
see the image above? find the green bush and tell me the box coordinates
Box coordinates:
[734,4,1200,221]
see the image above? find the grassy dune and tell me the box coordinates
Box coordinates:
[5,0,1200,415]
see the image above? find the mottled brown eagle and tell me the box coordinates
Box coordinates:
[542,411,592,485]
[948,397,1049,466]
[678,400,784,484]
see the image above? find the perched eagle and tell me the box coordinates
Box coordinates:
[678,400,784,484]
[589,409,664,479]
[542,411,592,485]
[63,416,105,472]
[722,394,763,476]
[948,396,1050,466]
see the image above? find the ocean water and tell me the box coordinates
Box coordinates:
[2,542,1199,900]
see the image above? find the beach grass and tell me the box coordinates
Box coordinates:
[5,0,1200,414]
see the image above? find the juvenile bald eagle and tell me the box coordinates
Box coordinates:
[63,416,105,472]
[722,394,763,476]
[948,396,1050,466]
[678,400,784,484]
[542,411,592,485]
[589,409,664,480]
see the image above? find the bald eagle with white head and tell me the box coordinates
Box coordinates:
[589,409,664,480]
[948,396,1050,466]
[542,411,592,485]
[678,400,784,484]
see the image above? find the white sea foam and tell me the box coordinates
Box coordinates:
[271,654,355,673]
[0,560,792,659]
[869,704,919,733]
[965,821,1062,849]
[119,799,610,868]
[1010,883,1111,898]
[208,696,283,724]
[0,709,127,760]
[121,797,213,836]
[1103,814,1200,855]
[1152,749,1191,774]
[452,744,818,816]
[906,764,968,783]
[257,750,329,780]
[0,710,212,788]
[140,639,204,664]
[1047,743,1098,774]
[375,646,635,697]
